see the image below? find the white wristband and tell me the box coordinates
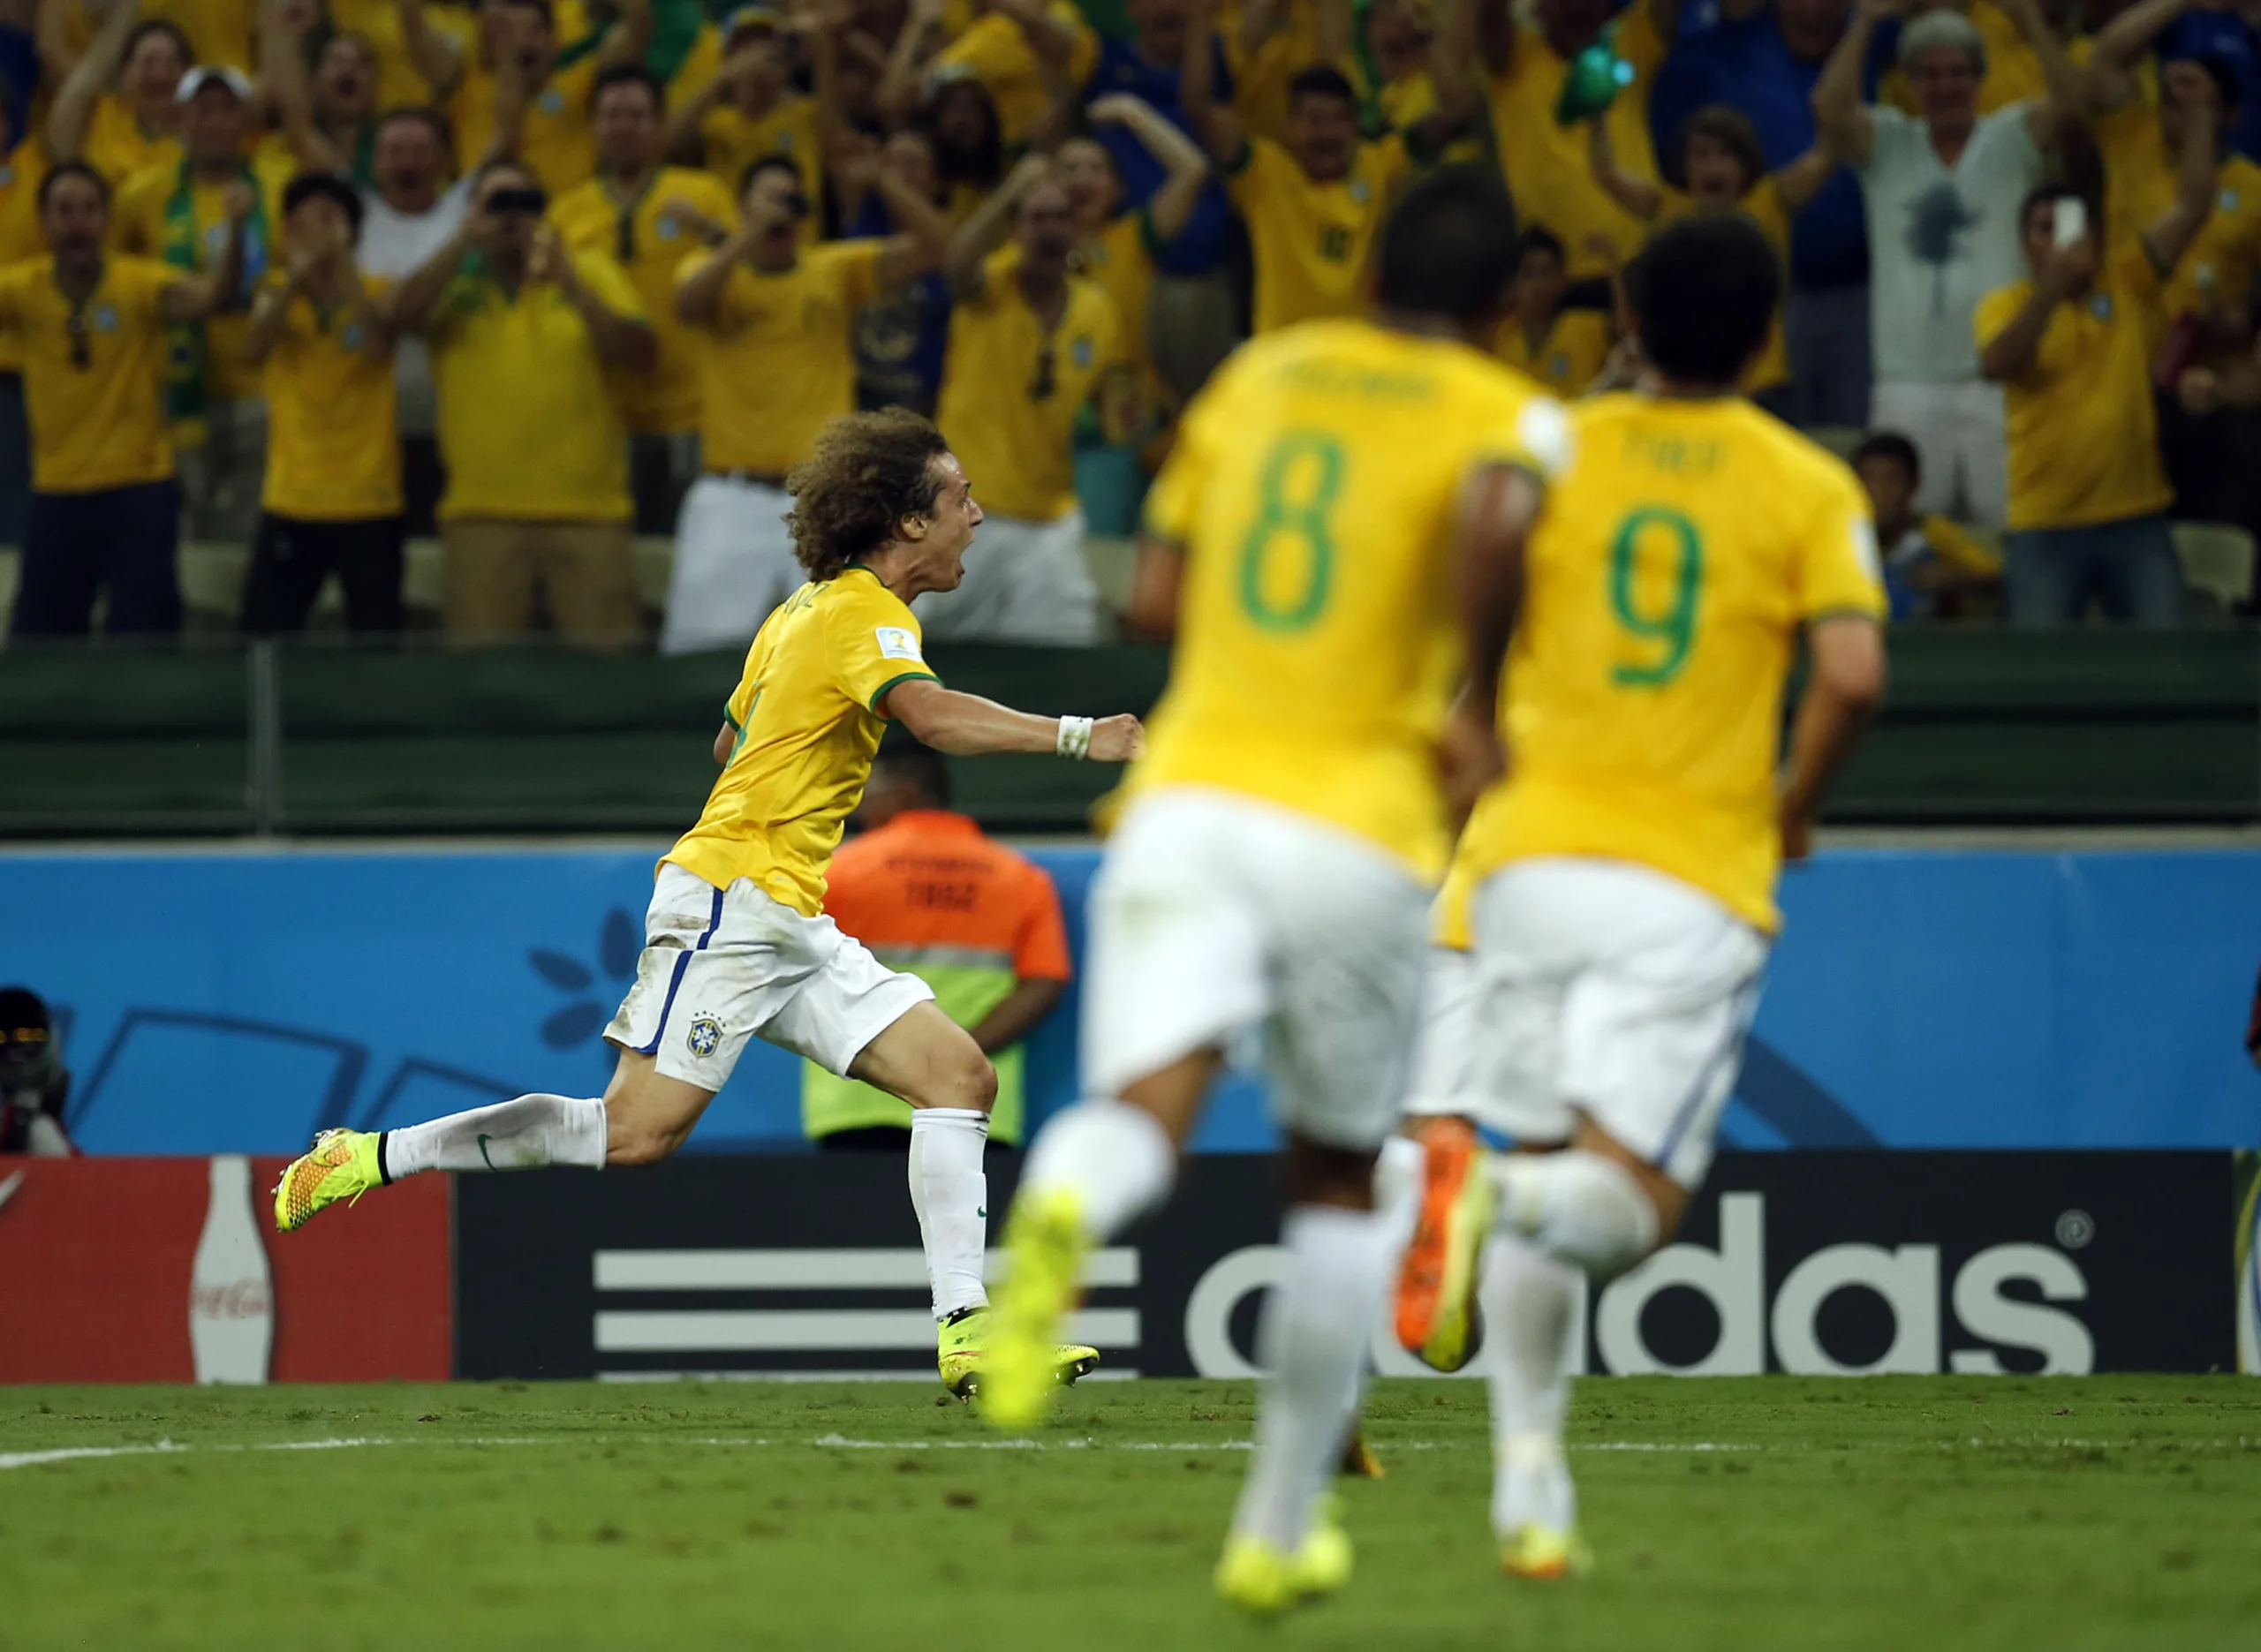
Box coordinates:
[1056,715,1093,760]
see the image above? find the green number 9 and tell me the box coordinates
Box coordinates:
[1607,506,1704,687]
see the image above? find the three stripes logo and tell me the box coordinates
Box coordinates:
[590,1246,1144,1382]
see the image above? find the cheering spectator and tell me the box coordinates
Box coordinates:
[238,172,402,636]
[550,61,737,532]
[663,4,833,228]
[1876,0,2051,120]
[1225,0,1358,147]
[918,64,1009,221]
[1183,0,1410,336]
[1976,121,2215,627]
[1587,102,1836,407]
[802,739,1070,1152]
[0,162,246,637]
[841,126,955,414]
[923,156,1127,645]
[1852,428,2001,618]
[662,149,949,653]
[1495,225,1608,396]
[1815,0,2080,527]
[389,160,654,645]
[0,0,48,545]
[2153,0,2261,159]
[110,64,290,540]
[261,0,384,185]
[47,0,190,184]
[910,0,1095,150]
[407,0,652,194]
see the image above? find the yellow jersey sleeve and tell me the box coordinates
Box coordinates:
[1972,279,2030,356]
[1791,464,1888,622]
[115,254,177,320]
[820,240,887,310]
[827,577,940,714]
[569,248,647,321]
[1222,135,1296,211]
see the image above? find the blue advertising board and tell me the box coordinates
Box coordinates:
[4,844,2255,1155]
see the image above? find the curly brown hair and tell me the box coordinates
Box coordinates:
[783,410,953,581]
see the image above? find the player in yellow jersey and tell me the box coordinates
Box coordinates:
[274,409,1143,1399]
[1393,215,1888,1580]
[980,165,1572,1615]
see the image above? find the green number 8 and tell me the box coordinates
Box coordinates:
[1237,432,1344,632]
[1608,505,1704,687]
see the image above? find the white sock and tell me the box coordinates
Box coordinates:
[382,1093,607,1178]
[909,1108,990,1321]
[1492,1150,1660,1279]
[1373,1132,1425,1258]
[1229,1204,1392,1552]
[1483,1233,1581,1535]
[1019,1097,1176,1240]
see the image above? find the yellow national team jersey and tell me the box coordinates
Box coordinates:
[931,2,1099,147]
[84,100,182,187]
[1654,179,1791,394]
[1226,136,1410,336]
[450,59,600,194]
[60,0,256,71]
[428,248,647,522]
[111,152,294,403]
[2096,112,2261,324]
[682,241,882,474]
[699,98,822,244]
[1495,307,1611,397]
[1487,11,1663,279]
[1136,320,1572,881]
[329,0,467,109]
[0,144,49,374]
[1224,3,1357,146]
[667,568,941,915]
[550,168,739,434]
[259,275,402,520]
[1463,393,1885,932]
[935,260,1123,523]
[0,255,178,492]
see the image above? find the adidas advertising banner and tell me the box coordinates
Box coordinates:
[453,1151,2235,1382]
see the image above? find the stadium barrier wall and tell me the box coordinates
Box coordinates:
[7,843,2257,1155]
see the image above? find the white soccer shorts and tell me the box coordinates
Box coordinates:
[912,508,1101,645]
[1080,787,1428,1152]
[604,862,935,1090]
[659,475,806,657]
[1470,856,1770,1188]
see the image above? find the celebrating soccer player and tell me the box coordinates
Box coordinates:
[979,164,1570,1615]
[275,409,1143,1402]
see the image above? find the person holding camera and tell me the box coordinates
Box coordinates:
[0,987,76,1157]
[387,158,655,645]
[660,146,949,655]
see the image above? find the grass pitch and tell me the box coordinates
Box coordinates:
[2,1376,2256,1652]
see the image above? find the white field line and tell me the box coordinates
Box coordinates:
[6,1431,2227,1474]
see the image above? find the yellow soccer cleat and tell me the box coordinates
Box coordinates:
[1214,1516,1354,1616]
[1394,1116,1494,1372]
[1499,1524,1592,1581]
[1339,1429,1386,1480]
[937,1306,1100,1403]
[980,1188,1093,1430]
[272,1128,383,1233]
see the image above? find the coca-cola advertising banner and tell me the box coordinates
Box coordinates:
[0,1154,451,1384]
[454,1151,2236,1382]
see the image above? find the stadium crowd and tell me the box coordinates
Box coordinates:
[0,0,2252,643]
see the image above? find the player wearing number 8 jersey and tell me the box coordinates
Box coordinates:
[982,164,1572,1616]
[1391,215,1888,1580]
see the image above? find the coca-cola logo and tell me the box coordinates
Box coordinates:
[191,1280,271,1319]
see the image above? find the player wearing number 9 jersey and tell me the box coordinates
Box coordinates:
[1390,215,1889,1583]
[982,165,1572,1616]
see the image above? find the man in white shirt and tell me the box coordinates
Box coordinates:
[1814,0,2079,527]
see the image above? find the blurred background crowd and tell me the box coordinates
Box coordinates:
[0,0,2256,648]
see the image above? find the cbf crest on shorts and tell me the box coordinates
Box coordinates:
[687,1014,723,1059]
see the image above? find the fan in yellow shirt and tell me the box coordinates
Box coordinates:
[0,161,245,637]
[271,408,1143,1418]
[927,0,1097,147]
[1493,225,1610,396]
[387,159,658,645]
[414,0,654,194]
[239,172,405,637]
[45,10,188,187]
[662,151,951,654]
[1586,104,1838,402]
[928,158,1132,644]
[1222,0,1357,145]
[661,9,832,245]
[1976,159,2213,625]
[1388,219,1885,1588]
[550,63,739,528]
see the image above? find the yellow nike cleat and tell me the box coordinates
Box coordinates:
[1499,1524,1592,1580]
[1214,1516,1354,1616]
[1339,1429,1386,1479]
[1394,1116,1494,1373]
[937,1306,1100,1403]
[272,1128,383,1233]
[980,1188,1092,1430]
